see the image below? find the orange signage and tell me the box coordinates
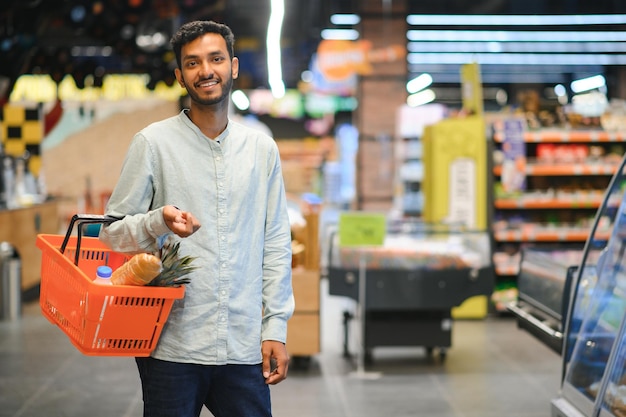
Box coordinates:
[316,40,406,81]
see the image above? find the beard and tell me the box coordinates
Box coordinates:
[183,74,233,106]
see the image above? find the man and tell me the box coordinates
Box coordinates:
[99,20,294,417]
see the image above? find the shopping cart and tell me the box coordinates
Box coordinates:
[36,214,185,356]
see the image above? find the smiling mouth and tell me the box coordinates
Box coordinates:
[196,79,219,88]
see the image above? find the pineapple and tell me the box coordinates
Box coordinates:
[147,241,198,287]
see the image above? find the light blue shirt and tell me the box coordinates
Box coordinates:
[99,110,294,365]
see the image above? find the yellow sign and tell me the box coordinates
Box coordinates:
[460,62,484,116]
[338,212,386,247]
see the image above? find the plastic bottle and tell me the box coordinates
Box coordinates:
[94,265,113,285]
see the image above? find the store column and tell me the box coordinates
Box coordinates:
[355,1,407,211]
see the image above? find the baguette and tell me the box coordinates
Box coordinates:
[111,253,163,286]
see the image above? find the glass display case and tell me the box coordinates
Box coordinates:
[510,152,623,356]
[510,248,591,354]
[552,153,626,417]
[324,219,494,360]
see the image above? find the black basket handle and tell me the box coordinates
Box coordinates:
[60,214,121,265]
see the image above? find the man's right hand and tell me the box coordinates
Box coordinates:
[163,205,201,237]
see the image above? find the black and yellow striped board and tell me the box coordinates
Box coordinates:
[0,104,43,175]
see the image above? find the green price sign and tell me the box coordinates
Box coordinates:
[338,212,386,247]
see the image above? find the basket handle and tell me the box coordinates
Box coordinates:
[60,214,121,265]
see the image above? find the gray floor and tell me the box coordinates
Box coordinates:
[0,278,562,417]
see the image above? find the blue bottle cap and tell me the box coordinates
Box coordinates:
[96,265,112,278]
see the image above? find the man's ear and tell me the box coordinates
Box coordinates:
[232,57,240,80]
[174,68,185,87]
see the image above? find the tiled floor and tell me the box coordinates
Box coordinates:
[0,279,562,417]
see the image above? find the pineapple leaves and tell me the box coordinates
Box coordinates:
[147,241,198,287]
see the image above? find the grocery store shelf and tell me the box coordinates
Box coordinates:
[493,129,626,143]
[494,197,603,209]
[493,226,609,243]
[493,162,619,176]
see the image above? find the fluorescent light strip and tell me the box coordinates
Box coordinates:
[407,30,626,42]
[571,74,606,93]
[407,52,626,65]
[321,29,359,40]
[408,63,602,74]
[407,89,436,107]
[267,0,285,98]
[406,73,432,94]
[413,72,570,84]
[330,14,361,25]
[231,89,250,111]
[407,41,626,54]
[407,14,626,26]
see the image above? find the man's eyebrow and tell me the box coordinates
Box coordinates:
[182,51,225,61]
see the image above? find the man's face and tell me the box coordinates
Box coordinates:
[175,33,239,106]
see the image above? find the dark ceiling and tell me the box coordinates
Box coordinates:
[2,0,626,104]
[0,0,334,102]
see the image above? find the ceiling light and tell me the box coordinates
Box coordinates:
[267,0,285,98]
[300,70,313,83]
[571,75,606,94]
[406,73,432,94]
[330,14,361,25]
[320,29,359,41]
[407,52,626,66]
[407,14,626,26]
[407,89,436,107]
[407,30,626,42]
[231,89,250,111]
[406,41,626,54]
[554,84,567,97]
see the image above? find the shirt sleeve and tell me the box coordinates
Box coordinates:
[98,134,171,254]
[260,142,295,343]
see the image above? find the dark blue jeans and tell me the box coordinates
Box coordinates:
[135,357,272,417]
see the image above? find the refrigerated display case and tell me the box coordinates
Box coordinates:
[324,219,494,360]
[509,145,626,356]
[552,153,626,417]
[509,248,592,354]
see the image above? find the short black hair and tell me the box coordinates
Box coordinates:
[170,20,235,69]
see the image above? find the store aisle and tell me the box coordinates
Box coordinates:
[0,279,561,417]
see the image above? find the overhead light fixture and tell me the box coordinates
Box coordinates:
[406,73,432,94]
[330,14,361,25]
[407,30,626,42]
[267,0,285,98]
[407,14,626,26]
[135,14,173,53]
[320,29,359,41]
[554,84,567,97]
[407,89,436,107]
[407,52,626,66]
[571,74,606,94]
[231,89,250,111]
[554,84,568,105]
[407,41,626,54]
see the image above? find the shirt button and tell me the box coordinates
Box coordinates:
[219,182,223,187]
[222,263,227,268]
[216,156,221,161]
[221,290,226,296]
[220,235,225,240]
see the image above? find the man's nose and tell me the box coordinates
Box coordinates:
[198,61,214,78]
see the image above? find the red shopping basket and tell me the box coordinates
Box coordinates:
[36,214,185,356]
